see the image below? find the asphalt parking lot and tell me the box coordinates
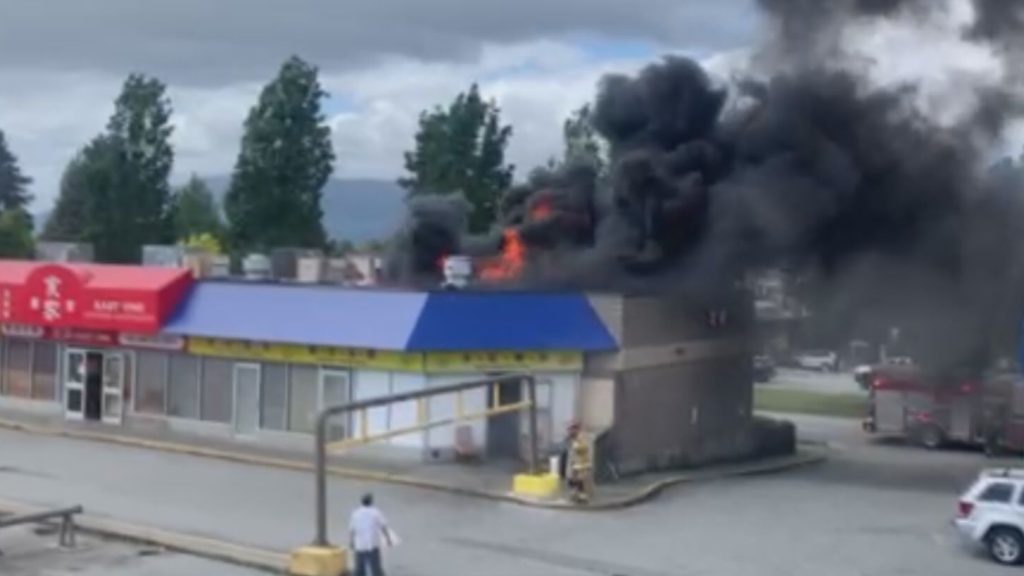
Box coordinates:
[0,411,1016,575]
[0,523,260,576]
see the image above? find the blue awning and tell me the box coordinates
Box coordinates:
[163,282,618,352]
[406,291,617,351]
[164,283,426,350]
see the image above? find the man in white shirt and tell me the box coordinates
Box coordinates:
[348,493,391,576]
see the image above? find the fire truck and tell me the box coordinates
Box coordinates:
[860,364,1024,452]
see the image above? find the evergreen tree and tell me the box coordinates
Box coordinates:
[400,84,514,233]
[0,129,33,215]
[225,56,335,251]
[0,129,35,257]
[560,104,605,174]
[42,74,175,263]
[170,174,224,241]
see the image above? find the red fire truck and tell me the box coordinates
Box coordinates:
[862,365,989,449]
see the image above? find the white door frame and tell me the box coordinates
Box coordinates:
[62,348,87,421]
[233,362,261,435]
[318,368,351,440]
[100,352,125,425]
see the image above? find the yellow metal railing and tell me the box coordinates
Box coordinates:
[325,383,534,453]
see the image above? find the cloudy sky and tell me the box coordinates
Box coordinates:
[2,0,1017,214]
[0,0,760,211]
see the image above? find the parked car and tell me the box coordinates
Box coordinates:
[854,356,915,389]
[955,468,1024,565]
[753,355,776,383]
[792,350,838,372]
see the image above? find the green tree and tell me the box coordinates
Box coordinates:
[225,56,335,251]
[170,175,224,241]
[0,210,34,258]
[0,129,33,215]
[560,104,605,174]
[43,136,124,259]
[42,75,175,263]
[0,129,34,257]
[399,84,514,233]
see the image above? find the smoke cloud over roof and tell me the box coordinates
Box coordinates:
[388,0,1024,369]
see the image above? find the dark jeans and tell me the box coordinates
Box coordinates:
[354,548,385,576]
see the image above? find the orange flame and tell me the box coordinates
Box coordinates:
[530,197,554,221]
[479,229,526,281]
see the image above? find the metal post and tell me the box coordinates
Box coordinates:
[311,373,530,547]
[527,377,539,475]
[314,411,329,546]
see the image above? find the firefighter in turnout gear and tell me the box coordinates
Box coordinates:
[565,422,592,504]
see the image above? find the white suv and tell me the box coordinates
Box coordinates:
[793,350,838,372]
[957,469,1024,565]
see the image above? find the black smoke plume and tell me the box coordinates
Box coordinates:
[387,0,1024,369]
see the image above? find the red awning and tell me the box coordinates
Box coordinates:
[0,261,193,334]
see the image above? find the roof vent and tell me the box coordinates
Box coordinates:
[242,253,272,281]
[442,255,472,289]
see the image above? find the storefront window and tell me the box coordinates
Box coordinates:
[136,351,167,415]
[168,355,200,419]
[261,363,288,431]
[201,358,232,423]
[288,365,317,434]
[30,342,57,401]
[4,339,31,398]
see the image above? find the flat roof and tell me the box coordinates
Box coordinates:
[165,281,618,352]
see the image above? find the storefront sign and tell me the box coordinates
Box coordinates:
[1,323,45,339]
[48,327,117,347]
[186,337,426,372]
[423,350,583,373]
[118,332,186,351]
[187,337,585,374]
[4,263,192,333]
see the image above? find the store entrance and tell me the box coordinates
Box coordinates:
[64,348,124,424]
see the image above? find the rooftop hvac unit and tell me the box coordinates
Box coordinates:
[209,255,230,278]
[297,256,325,283]
[442,255,472,289]
[270,247,324,280]
[242,253,272,281]
[36,242,94,263]
[143,245,186,267]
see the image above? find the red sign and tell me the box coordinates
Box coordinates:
[48,327,117,347]
[1,323,45,339]
[2,263,191,333]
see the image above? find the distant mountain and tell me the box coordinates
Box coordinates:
[33,177,407,245]
[205,176,406,244]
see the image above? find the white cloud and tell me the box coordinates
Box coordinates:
[1,40,658,212]
[326,41,653,181]
[844,0,1006,126]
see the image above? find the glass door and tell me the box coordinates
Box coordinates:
[319,370,350,441]
[63,348,86,421]
[101,353,124,425]
[233,363,261,435]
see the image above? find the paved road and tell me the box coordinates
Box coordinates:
[1,523,256,576]
[0,417,1012,576]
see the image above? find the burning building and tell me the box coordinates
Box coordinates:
[0,0,1022,484]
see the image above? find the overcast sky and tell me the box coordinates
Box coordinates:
[0,0,760,210]
[1,0,1016,214]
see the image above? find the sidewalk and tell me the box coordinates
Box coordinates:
[0,407,826,510]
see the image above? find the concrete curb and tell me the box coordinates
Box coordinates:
[0,417,827,511]
[509,445,829,510]
[0,498,289,574]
